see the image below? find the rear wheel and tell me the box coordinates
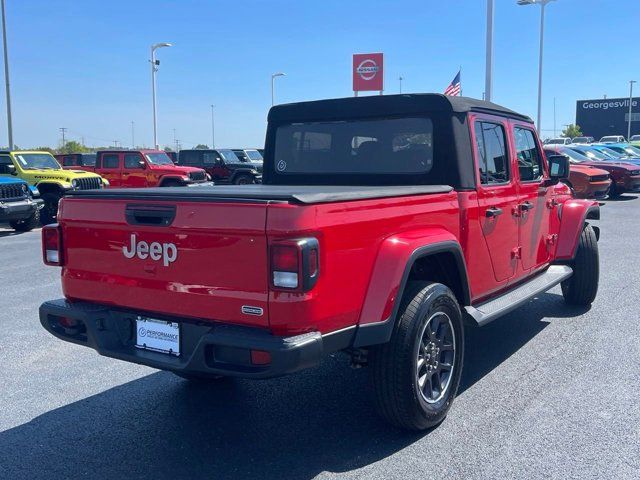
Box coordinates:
[234,174,253,185]
[40,192,61,225]
[9,208,40,232]
[561,224,599,306]
[369,281,464,431]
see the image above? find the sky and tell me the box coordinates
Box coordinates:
[1,0,639,149]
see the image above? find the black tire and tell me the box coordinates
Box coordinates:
[369,281,464,431]
[234,174,253,185]
[173,372,227,383]
[9,208,40,232]
[561,224,599,306]
[40,192,61,225]
[608,182,620,198]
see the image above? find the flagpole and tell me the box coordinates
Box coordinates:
[459,66,462,96]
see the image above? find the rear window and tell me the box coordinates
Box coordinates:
[273,117,434,175]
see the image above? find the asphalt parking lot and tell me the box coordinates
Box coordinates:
[1,197,639,480]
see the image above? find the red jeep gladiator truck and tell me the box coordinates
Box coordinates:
[39,95,600,430]
[59,150,209,187]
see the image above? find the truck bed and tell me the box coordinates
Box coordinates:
[65,184,453,204]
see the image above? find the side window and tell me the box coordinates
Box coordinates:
[181,151,202,166]
[514,127,544,182]
[62,155,74,166]
[474,121,509,184]
[202,153,218,165]
[101,154,120,169]
[0,154,13,174]
[124,153,143,169]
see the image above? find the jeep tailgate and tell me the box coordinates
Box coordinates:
[58,197,270,328]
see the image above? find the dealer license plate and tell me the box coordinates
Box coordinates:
[135,317,180,356]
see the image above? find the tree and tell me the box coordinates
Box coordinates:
[194,144,209,149]
[33,146,56,154]
[561,124,582,139]
[163,146,174,152]
[58,140,89,154]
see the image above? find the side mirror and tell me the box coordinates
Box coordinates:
[547,154,570,184]
[138,160,146,169]
[7,164,16,175]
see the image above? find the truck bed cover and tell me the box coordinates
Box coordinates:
[65,184,453,204]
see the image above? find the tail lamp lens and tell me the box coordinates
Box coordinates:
[270,238,319,291]
[42,224,62,265]
[271,245,299,288]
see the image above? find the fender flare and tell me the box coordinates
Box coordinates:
[555,200,600,261]
[352,236,470,348]
[159,175,188,186]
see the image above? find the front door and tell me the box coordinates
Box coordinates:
[473,116,520,283]
[122,152,148,188]
[512,124,552,272]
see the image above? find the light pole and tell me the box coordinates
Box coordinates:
[271,72,285,106]
[399,76,403,93]
[517,0,555,132]
[1,0,13,149]
[210,104,215,148]
[150,42,172,149]
[131,121,135,148]
[628,80,636,141]
[485,0,494,102]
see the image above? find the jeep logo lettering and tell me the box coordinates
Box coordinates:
[123,234,177,266]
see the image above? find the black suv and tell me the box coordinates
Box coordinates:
[177,149,261,184]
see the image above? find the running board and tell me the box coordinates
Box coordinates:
[465,265,573,327]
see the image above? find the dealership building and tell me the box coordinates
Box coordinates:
[576,97,639,139]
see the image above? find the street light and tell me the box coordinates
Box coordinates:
[517,0,555,132]
[628,80,636,141]
[1,0,13,149]
[485,0,494,102]
[271,72,285,106]
[210,104,215,148]
[150,42,172,149]
[399,76,403,94]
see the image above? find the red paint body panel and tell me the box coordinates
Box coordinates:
[59,197,270,328]
[555,199,599,260]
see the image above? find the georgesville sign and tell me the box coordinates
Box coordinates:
[353,53,384,93]
[576,97,639,139]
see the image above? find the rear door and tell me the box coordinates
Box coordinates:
[98,153,122,187]
[472,115,520,283]
[511,123,552,273]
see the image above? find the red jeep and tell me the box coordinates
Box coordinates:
[39,95,600,430]
[61,150,209,187]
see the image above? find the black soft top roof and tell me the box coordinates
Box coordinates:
[268,93,532,123]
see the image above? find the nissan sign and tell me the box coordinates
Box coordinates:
[353,53,384,93]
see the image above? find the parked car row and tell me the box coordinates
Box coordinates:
[544,141,640,198]
[544,134,638,146]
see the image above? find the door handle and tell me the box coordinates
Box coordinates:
[485,207,503,218]
[519,201,534,212]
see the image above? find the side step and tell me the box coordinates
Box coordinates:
[465,265,573,327]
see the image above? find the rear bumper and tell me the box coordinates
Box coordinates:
[0,198,43,221]
[39,299,353,379]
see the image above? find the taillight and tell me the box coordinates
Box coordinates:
[42,224,63,266]
[270,238,319,291]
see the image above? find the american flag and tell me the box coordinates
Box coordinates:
[444,70,461,96]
